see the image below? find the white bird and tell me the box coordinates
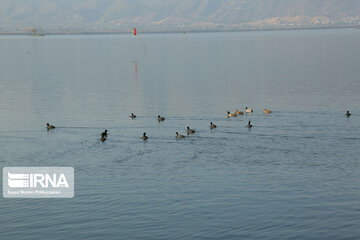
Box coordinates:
[245,107,253,113]
[227,111,236,117]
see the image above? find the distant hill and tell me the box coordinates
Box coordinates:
[1,0,359,33]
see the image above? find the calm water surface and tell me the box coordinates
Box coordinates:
[0,29,360,239]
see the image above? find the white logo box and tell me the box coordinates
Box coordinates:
[3,167,74,198]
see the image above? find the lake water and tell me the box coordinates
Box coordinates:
[0,28,359,239]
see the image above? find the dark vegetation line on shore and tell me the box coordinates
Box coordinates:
[0,25,359,36]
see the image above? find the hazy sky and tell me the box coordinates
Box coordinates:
[0,0,359,31]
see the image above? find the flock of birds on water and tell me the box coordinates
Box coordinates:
[46,109,353,142]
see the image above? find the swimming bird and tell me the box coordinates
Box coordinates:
[130,113,136,119]
[210,122,217,129]
[346,110,351,117]
[176,132,185,138]
[227,111,236,117]
[235,109,244,115]
[46,123,55,130]
[100,136,106,142]
[245,107,253,113]
[247,121,253,128]
[158,115,165,122]
[186,126,196,134]
[101,130,108,138]
[142,132,148,140]
[264,109,272,114]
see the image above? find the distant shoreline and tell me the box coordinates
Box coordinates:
[0,25,359,36]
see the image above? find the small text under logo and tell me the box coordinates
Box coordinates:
[3,167,74,198]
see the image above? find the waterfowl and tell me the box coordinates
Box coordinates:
[235,109,244,115]
[186,126,196,134]
[130,113,136,119]
[247,121,253,128]
[101,130,108,138]
[100,136,106,142]
[245,107,253,113]
[346,111,351,117]
[210,122,217,129]
[46,123,55,130]
[176,132,185,138]
[158,115,165,122]
[227,111,236,117]
[264,109,272,114]
[142,132,148,140]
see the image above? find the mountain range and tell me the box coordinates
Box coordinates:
[1,0,359,33]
